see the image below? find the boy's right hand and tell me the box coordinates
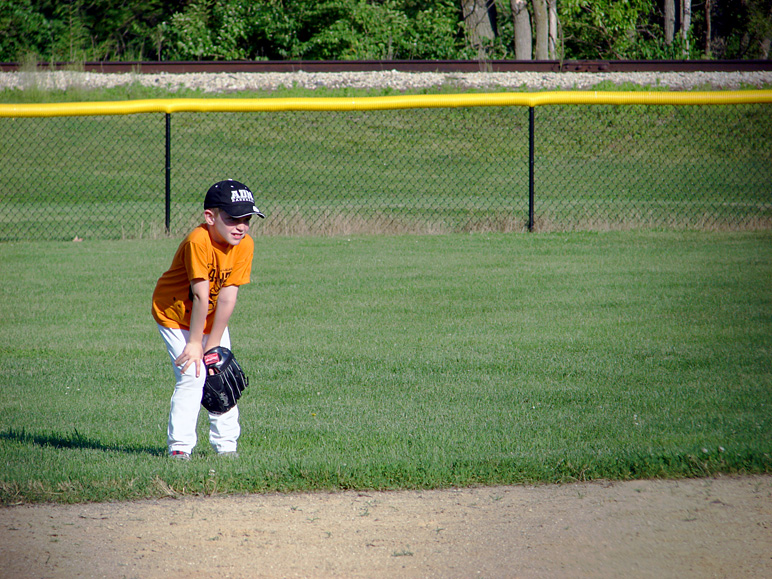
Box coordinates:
[175,342,204,377]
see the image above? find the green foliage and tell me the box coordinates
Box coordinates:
[561,0,670,60]
[0,1,768,63]
[163,0,253,60]
[718,0,772,59]
[403,1,462,59]
[77,0,168,61]
[298,0,410,60]
[243,0,463,61]
[561,0,641,58]
[243,0,308,60]
[0,0,50,61]
[1,0,170,62]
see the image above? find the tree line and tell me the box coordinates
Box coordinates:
[1,0,770,64]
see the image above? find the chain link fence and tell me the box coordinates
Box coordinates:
[1,95,770,241]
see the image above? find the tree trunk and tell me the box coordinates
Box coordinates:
[762,37,771,59]
[547,0,558,59]
[764,6,772,59]
[705,0,712,57]
[461,0,497,60]
[664,0,675,45]
[510,0,532,59]
[681,0,692,56]
[533,0,548,59]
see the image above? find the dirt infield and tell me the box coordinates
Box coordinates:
[1,474,770,578]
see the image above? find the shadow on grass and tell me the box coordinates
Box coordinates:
[0,427,166,457]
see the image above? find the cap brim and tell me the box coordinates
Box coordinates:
[224,206,266,219]
[229,212,265,219]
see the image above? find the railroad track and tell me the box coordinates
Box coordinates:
[2,59,771,74]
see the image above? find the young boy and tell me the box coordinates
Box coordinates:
[152,179,264,459]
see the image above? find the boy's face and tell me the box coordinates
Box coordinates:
[205,209,251,246]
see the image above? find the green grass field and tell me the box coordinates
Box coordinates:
[1,230,770,504]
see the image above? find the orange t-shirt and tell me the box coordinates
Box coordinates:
[152,224,254,333]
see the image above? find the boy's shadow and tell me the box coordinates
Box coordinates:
[0,427,166,456]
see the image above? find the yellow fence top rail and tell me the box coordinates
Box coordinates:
[2,91,771,117]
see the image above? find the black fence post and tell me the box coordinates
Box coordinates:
[165,113,171,233]
[528,106,535,232]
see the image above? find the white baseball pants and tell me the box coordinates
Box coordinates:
[157,325,241,455]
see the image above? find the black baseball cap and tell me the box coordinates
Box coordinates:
[204,180,265,219]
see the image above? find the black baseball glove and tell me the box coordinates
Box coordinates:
[201,347,249,415]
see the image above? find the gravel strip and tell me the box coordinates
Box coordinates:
[2,69,772,93]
